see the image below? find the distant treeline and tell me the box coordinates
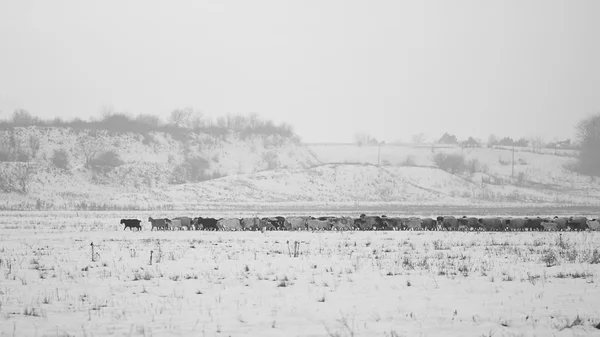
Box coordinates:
[0,108,299,141]
[355,131,576,150]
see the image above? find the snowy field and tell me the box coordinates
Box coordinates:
[1,213,600,336]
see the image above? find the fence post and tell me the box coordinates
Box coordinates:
[90,242,95,262]
[149,250,153,265]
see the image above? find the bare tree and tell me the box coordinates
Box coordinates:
[135,114,162,128]
[215,116,227,128]
[11,109,38,126]
[530,136,545,154]
[575,113,600,175]
[247,113,260,128]
[99,105,117,119]
[411,133,426,144]
[576,114,600,144]
[0,163,35,193]
[188,110,204,130]
[231,114,248,130]
[169,107,193,128]
[487,134,498,147]
[225,114,234,128]
[13,163,35,193]
[28,136,41,159]
[0,166,15,192]
[78,135,103,168]
[354,133,377,146]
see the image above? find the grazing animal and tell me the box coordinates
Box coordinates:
[506,217,525,231]
[552,217,569,231]
[217,218,242,231]
[192,217,219,231]
[173,217,193,230]
[499,217,513,231]
[405,218,422,231]
[241,217,261,231]
[587,219,600,231]
[306,219,330,231]
[436,216,458,231]
[148,217,168,231]
[328,217,354,231]
[478,218,504,231]
[121,219,142,231]
[457,217,470,231]
[357,214,385,230]
[541,221,558,231]
[382,217,404,231]
[260,217,286,230]
[464,217,482,230]
[524,217,544,231]
[285,217,308,230]
[166,219,183,230]
[421,218,437,231]
[567,217,588,231]
[259,218,277,231]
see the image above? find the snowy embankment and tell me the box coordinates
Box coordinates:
[163,163,600,209]
[2,127,599,210]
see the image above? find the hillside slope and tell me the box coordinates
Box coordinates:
[1,130,599,210]
[0,126,318,209]
[162,163,600,209]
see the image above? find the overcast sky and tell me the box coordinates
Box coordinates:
[1,0,599,143]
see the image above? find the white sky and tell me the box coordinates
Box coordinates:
[1,0,599,143]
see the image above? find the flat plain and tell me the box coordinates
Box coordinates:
[1,212,599,337]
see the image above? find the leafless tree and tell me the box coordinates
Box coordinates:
[0,163,35,193]
[11,109,38,126]
[13,163,35,193]
[0,166,15,192]
[411,133,426,144]
[576,113,600,175]
[78,135,103,168]
[169,107,193,127]
[99,105,116,119]
[247,113,261,128]
[135,114,162,128]
[189,110,204,130]
[215,116,227,128]
[354,133,377,146]
[28,136,41,159]
[530,136,545,154]
[487,134,498,147]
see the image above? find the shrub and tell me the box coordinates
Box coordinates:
[432,153,466,174]
[574,113,600,176]
[51,149,70,169]
[516,172,527,185]
[466,158,481,174]
[541,249,559,267]
[170,156,211,184]
[262,151,279,170]
[89,150,124,170]
[400,155,416,167]
[0,163,35,193]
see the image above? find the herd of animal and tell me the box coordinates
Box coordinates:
[117,214,600,232]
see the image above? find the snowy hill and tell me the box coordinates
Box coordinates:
[0,126,317,210]
[1,129,599,211]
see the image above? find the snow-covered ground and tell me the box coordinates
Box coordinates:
[1,213,600,336]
